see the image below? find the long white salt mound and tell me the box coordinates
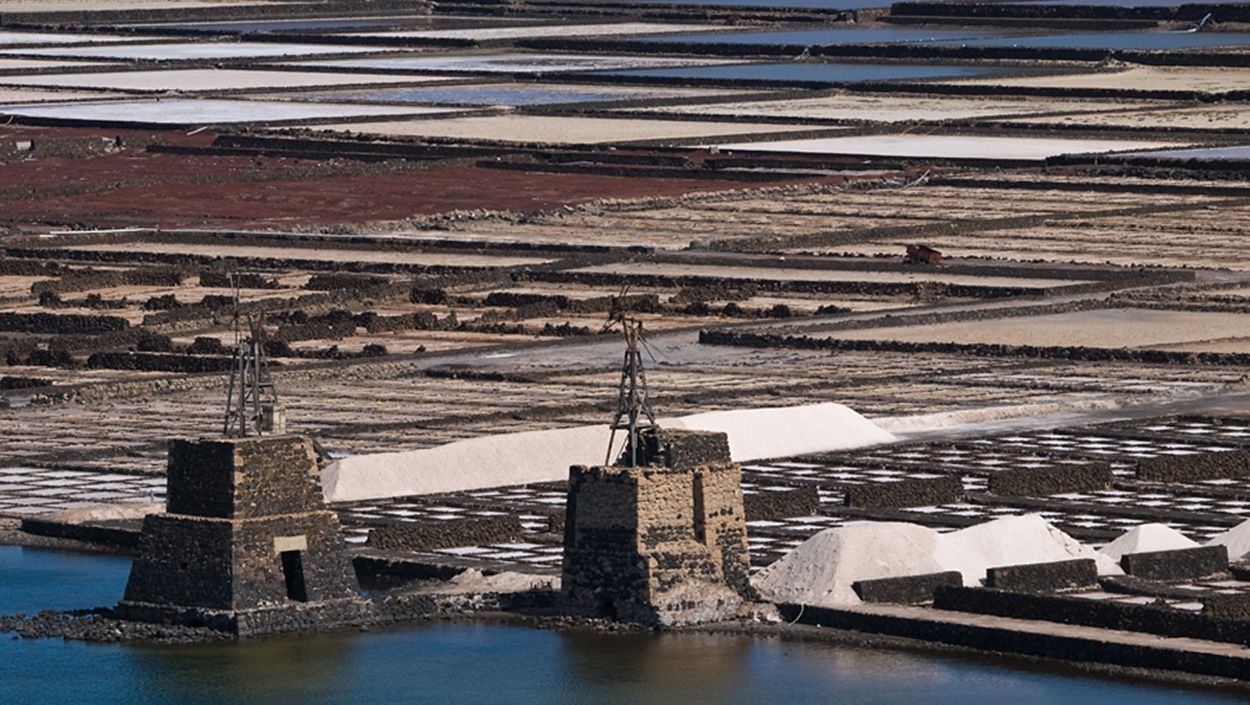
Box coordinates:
[1206,518,1250,561]
[322,402,894,502]
[1100,523,1197,562]
[754,514,1120,608]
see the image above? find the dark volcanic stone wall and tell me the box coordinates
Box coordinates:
[744,486,820,521]
[988,464,1113,496]
[985,558,1098,592]
[844,476,963,509]
[852,571,963,604]
[1120,546,1229,581]
[165,436,322,519]
[1136,450,1250,482]
[119,434,363,635]
[366,516,522,552]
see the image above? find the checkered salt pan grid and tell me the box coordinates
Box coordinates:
[0,466,164,516]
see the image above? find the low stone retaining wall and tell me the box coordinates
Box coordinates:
[365,516,523,552]
[1137,450,1250,482]
[988,464,1113,497]
[985,558,1098,593]
[1121,546,1229,582]
[844,476,963,509]
[853,571,962,605]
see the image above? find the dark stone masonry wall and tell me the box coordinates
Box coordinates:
[985,559,1098,593]
[1136,450,1250,482]
[852,571,963,605]
[1120,546,1229,582]
[366,516,522,552]
[988,464,1113,497]
[744,486,820,521]
[562,429,751,626]
[844,476,963,509]
[117,435,365,637]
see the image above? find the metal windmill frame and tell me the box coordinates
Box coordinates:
[222,273,279,437]
[604,287,658,467]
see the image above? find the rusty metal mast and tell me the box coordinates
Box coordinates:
[604,289,658,467]
[222,273,279,437]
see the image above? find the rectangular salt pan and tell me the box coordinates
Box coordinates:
[0,42,388,62]
[346,22,724,41]
[0,32,148,46]
[290,53,738,74]
[0,98,458,126]
[0,69,456,93]
[714,134,1183,161]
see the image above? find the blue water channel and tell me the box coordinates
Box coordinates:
[636,27,1012,44]
[955,30,1250,50]
[304,85,708,106]
[3,545,1250,705]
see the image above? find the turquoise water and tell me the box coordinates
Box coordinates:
[2,546,1249,705]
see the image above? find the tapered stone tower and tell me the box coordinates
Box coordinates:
[562,428,752,626]
[117,434,367,636]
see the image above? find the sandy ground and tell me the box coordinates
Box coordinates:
[0,87,117,103]
[0,98,460,125]
[628,93,1165,123]
[288,52,738,74]
[714,134,1184,160]
[348,22,725,41]
[999,104,1250,131]
[0,58,108,71]
[572,261,1091,288]
[949,65,1250,95]
[830,307,1250,350]
[311,114,824,144]
[64,242,554,267]
[0,69,459,92]
[0,42,390,62]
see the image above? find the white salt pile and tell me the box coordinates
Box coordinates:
[934,514,1120,583]
[1099,523,1197,562]
[1206,518,1250,561]
[670,402,896,461]
[754,514,1120,608]
[750,522,942,606]
[322,402,895,502]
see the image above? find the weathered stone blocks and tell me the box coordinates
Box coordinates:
[562,429,752,626]
[117,434,366,636]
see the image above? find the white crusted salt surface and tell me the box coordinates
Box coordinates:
[1099,523,1198,562]
[0,98,458,125]
[0,32,146,46]
[289,52,738,75]
[0,42,386,62]
[345,23,725,41]
[667,402,896,460]
[0,69,456,92]
[1206,518,1250,561]
[754,515,1122,608]
[713,134,1184,161]
[321,402,894,502]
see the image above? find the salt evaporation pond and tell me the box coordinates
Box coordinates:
[2,545,1247,705]
[636,27,1011,45]
[956,31,1250,51]
[123,16,455,33]
[1119,144,1250,161]
[600,61,1001,84]
[0,42,385,61]
[305,83,725,106]
[293,53,735,74]
[0,99,458,126]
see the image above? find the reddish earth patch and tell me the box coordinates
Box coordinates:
[4,161,836,229]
